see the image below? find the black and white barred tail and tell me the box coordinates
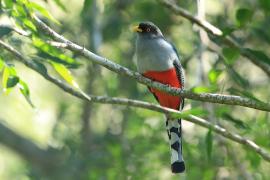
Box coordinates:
[166,118,185,173]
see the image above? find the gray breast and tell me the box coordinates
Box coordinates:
[135,37,178,73]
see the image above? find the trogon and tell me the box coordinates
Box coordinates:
[133,22,185,173]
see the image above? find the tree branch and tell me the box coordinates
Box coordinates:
[1,40,270,162]
[0,121,64,171]
[30,15,270,112]
[159,0,270,77]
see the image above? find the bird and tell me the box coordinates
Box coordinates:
[133,21,185,173]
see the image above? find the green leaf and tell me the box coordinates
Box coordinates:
[2,66,10,90]
[13,3,27,17]
[215,106,230,118]
[245,48,270,66]
[6,65,17,76]
[205,129,213,160]
[259,0,270,13]
[246,150,261,168]
[7,75,19,88]
[222,47,240,65]
[192,85,218,93]
[32,59,48,75]
[170,108,208,119]
[18,80,34,107]
[252,28,270,45]
[226,66,249,88]
[3,0,13,9]
[208,69,222,84]
[29,2,60,25]
[222,113,249,129]
[37,51,80,68]
[236,8,253,27]
[2,65,19,91]
[22,18,37,32]
[51,62,79,89]
[181,108,208,117]
[32,36,81,68]
[0,58,4,72]
[82,0,93,15]
[227,87,262,103]
[0,25,13,38]
[221,27,236,37]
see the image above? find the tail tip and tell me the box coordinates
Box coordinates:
[171,161,185,173]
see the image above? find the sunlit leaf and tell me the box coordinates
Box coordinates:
[2,66,10,90]
[13,3,27,17]
[18,80,34,107]
[37,51,80,68]
[23,18,37,32]
[203,170,215,180]
[32,36,81,68]
[181,108,208,117]
[192,85,218,93]
[2,65,19,92]
[205,129,213,160]
[0,58,4,72]
[7,65,17,76]
[3,0,14,9]
[236,8,253,27]
[51,62,79,89]
[29,2,60,25]
[222,47,240,65]
[170,108,208,119]
[208,69,222,84]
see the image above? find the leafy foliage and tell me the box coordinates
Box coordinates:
[236,8,253,27]
[0,0,269,179]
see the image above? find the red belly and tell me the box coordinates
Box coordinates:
[143,68,182,110]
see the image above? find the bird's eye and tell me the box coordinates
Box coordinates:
[146,28,151,32]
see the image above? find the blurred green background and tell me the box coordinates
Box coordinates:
[0,0,270,179]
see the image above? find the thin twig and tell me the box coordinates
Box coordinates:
[1,40,270,162]
[30,15,270,111]
[159,0,270,77]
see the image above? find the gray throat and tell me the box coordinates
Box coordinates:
[135,36,178,73]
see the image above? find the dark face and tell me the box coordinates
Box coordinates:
[133,22,163,37]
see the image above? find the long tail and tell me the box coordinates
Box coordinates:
[166,118,185,173]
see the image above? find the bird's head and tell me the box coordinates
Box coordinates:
[133,21,163,39]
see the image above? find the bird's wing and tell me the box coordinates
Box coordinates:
[170,42,181,59]
[173,60,185,111]
[169,41,185,111]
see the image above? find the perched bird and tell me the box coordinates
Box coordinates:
[133,22,185,173]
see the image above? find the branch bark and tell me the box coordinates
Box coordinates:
[30,16,270,112]
[1,40,270,162]
[159,0,270,77]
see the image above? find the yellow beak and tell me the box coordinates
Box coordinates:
[133,25,142,33]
